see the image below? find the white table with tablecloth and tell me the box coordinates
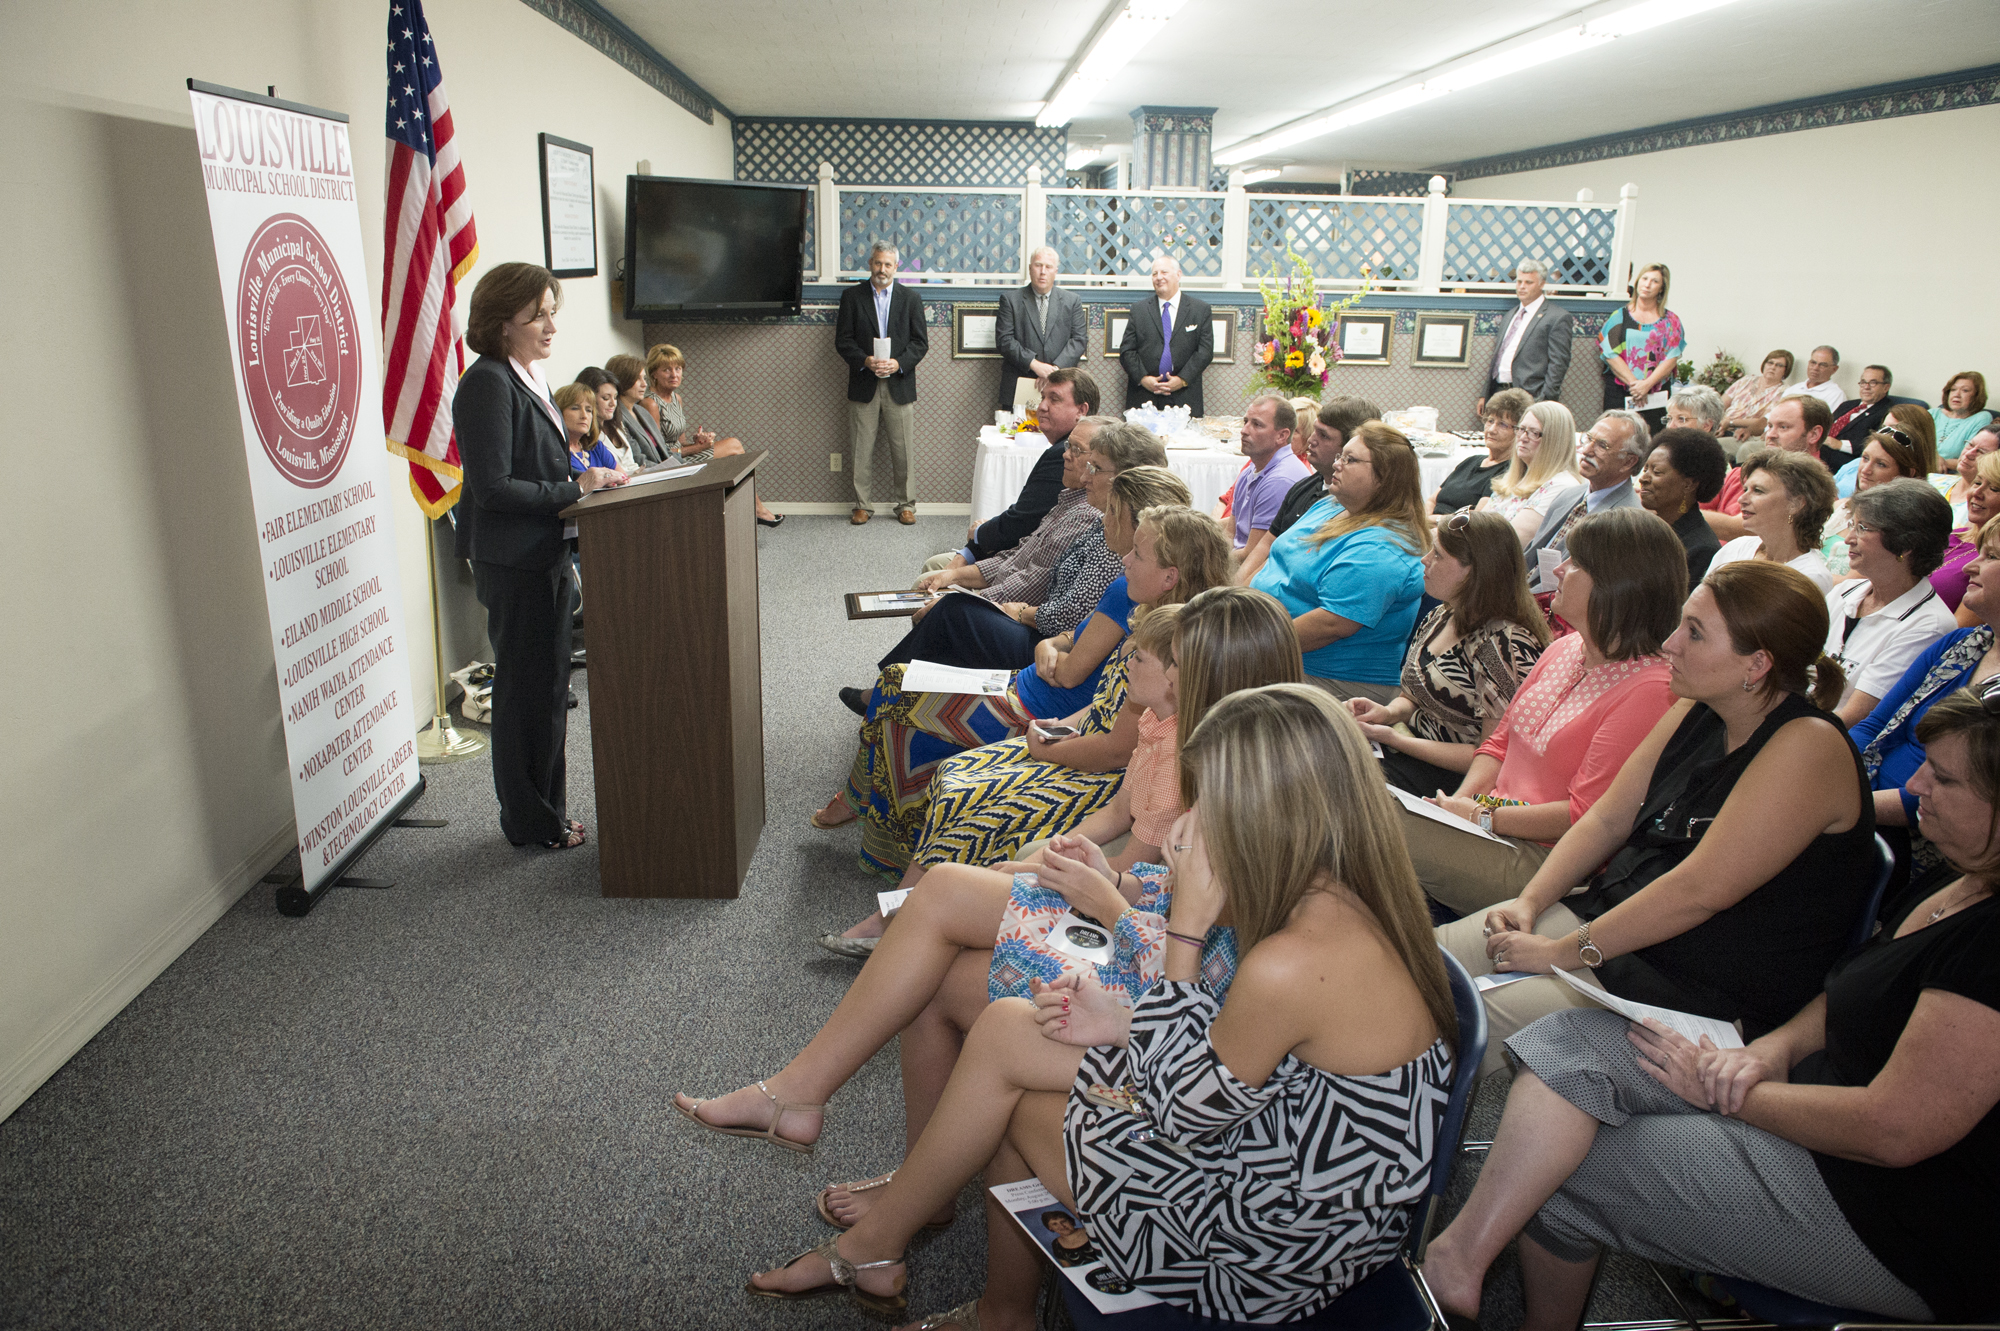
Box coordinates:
[969,426,1251,527]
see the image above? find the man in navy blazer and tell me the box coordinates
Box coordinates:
[834,242,928,524]
[1119,255,1214,416]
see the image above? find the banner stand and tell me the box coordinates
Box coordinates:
[262,773,431,916]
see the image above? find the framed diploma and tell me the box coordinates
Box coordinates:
[1103,308,1130,358]
[1414,314,1473,367]
[538,133,597,278]
[953,305,1001,358]
[1209,313,1236,364]
[1335,313,1393,365]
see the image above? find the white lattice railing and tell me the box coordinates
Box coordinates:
[809,164,1638,296]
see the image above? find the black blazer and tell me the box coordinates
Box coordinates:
[451,355,582,571]
[1119,293,1214,415]
[995,283,1087,408]
[968,440,1067,561]
[1828,395,1928,447]
[835,280,928,405]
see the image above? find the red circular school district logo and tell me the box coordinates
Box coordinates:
[235,214,360,488]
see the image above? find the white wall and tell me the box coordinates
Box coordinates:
[0,0,731,1121]
[1463,105,2000,404]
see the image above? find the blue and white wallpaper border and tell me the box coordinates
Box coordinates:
[1448,63,2000,181]
[516,0,727,124]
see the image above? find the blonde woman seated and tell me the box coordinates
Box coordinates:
[1350,510,1549,796]
[1479,400,1584,547]
[1405,509,1682,916]
[1436,562,1873,1074]
[673,590,1303,1219]
[638,341,780,525]
[1822,426,1935,578]
[1422,684,2000,1327]
[741,685,1457,1329]
[1709,447,1839,593]
[817,472,1210,893]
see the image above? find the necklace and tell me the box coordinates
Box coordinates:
[1929,882,1991,923]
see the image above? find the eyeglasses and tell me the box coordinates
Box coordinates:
[1334,452,1371,468]
[1444,511,1473,534]
[1859,377,1888,387]
[1482,418,1517,433]
[1084,461,1108,475]
[1877,426,1915,447]
[1850,518,1877,535]
[1980,675,2000,715]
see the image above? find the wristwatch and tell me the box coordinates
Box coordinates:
[1477,808,1494,835]
[1576,922,1604,968]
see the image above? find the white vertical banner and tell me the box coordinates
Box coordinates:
[187,81,421,908]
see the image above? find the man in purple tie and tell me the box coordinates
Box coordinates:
[1475,258,1573,420]
[1118,255,1215,416]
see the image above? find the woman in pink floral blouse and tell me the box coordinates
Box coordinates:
[1599,262,1684,432]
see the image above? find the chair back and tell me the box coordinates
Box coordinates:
[1848,834,1894,955]
[1408,948,1488,1263]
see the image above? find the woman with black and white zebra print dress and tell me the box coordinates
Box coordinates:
[744,683,1459,1328]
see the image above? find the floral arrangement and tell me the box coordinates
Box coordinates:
[1694,350,1747,394]
[1247,248,1374,400]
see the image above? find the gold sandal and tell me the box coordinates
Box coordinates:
[745,1234,908,1318]
[817,1171,954,1231]
[912,1299,982,1329]
[672,1080,823,1155]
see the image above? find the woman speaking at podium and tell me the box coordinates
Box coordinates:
[453,262,624,850]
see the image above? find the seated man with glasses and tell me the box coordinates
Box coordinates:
[1827,365,1929,467]
[1436,388,1534,513]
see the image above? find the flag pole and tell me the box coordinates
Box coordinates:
[415,515,485,764]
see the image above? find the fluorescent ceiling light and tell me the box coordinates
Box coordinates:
[1238,168,1282,184]
[1066,144,1106,171]
[1037,0,1191,128]
[1213,0,1744,164]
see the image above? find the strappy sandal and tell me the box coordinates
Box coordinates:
[911,1299,982,1330]
[816,1172,954,1232]
[672,1080,823,1154]
[745,1234,907,1318]
[539,825,587,850]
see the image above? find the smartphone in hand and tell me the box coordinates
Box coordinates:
[1033,722,1079,742]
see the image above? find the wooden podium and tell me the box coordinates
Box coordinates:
[562,452,766,898]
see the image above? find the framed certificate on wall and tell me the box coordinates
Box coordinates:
[1414,314,1473,367]
[1336,314,1393,365]
[539,133,597,278]
[1103,308,1130,358]
[953,305,1001,358]
[1209,313,1236,364]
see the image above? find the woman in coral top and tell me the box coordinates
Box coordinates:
[1399,508,1686,915]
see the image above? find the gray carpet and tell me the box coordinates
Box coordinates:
[0,515,1708,1330]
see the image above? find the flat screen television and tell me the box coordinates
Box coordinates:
[623,176,806,317]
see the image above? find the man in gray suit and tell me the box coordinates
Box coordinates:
[1476,258,1573,419]
[1524,409,1649,591]
[995,246,1086,409]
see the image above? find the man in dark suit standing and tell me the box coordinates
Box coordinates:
[835,241,928,524]
[1825,365,1926,464]
[1475,258,1572,418]
[995,246,1087,410]
[1119,255,1213,416]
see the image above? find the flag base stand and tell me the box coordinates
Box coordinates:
[416,516,486,766]
[417,713,486,764]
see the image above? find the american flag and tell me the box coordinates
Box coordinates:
[381,0,477,518]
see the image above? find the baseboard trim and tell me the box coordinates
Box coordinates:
[767,503,971,516]
[0,820,295,1123]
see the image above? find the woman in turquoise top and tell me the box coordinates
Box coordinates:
[1251,420,1430,702]
[1933,371,1993,461]
[1599,262,1685,430]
